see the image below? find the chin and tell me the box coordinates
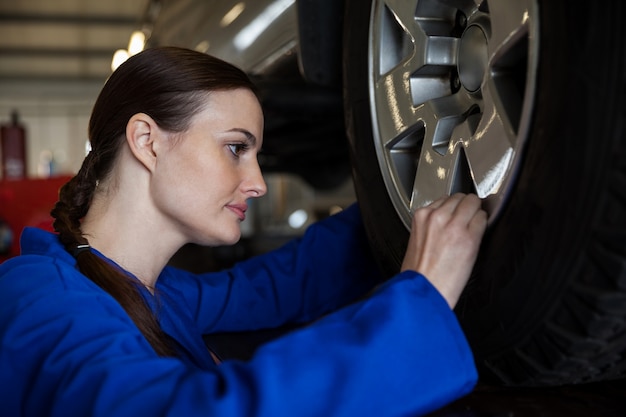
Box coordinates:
[194,227,241,247]
[221,235,241,246]
[217,228,242,246]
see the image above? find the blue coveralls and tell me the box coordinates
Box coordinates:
[0,204,477,416]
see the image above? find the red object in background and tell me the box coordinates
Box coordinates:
[0,176,72,262]
[1,111,27,179]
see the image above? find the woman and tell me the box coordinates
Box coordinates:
[0,47,486,416]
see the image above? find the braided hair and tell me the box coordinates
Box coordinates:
[50,47,258,356]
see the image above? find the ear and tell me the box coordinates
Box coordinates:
[126,113,160,172]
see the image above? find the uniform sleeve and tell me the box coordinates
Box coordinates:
[0,260,477,417]
[165,203,386,333]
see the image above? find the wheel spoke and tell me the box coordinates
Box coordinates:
[422,36,459,67]
[411,139,458,209]
[373,66,419,147]
[385,0,460,67]
[464,97,516,198]
[382,0,419,33]
[486,0,533,59]
[409,93,474,208]
[420,93,474,151]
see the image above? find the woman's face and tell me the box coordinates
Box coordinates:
[151,88,267,246]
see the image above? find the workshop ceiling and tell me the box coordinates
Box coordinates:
[0,0,150,82]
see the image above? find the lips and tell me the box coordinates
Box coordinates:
[226,204,247,221]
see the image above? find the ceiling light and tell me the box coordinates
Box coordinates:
[128,31,146,56]
[195,40,210,53]
[221,2,246,27]
[111,49,129,72]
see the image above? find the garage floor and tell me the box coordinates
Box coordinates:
[430,379,626,416]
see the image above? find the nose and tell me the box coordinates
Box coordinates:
[243,160,267,198]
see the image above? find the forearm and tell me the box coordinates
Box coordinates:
[179,203,384,333]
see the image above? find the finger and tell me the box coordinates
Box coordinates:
[468,207,488,236]
[451,194,484,224]
[428,194,467,223]
[411,194,448,225]
[423,195,448,210]
[423,193,463,212]
[413,193,472,230]
[412,194,457,227]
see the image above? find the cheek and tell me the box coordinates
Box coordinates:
[158,158,232,209]
[151,156,204,211]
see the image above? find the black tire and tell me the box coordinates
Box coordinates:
[343,0,626,387]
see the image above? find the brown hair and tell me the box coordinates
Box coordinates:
[51,46,258,356]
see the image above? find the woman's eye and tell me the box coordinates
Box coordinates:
[228,143,248,157]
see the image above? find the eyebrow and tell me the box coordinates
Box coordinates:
[227,128,257,147]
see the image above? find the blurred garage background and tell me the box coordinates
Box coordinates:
[0,0,354,267]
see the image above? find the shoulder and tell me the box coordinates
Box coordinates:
[0,254,143,375]
[1,252,94,296]
[0,246,123,327]
[1,227,97,292]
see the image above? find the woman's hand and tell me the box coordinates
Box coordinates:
[401,193,487,309]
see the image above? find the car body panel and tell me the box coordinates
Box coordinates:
[147,0,298,75]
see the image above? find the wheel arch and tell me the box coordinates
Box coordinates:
[295,0,346,87]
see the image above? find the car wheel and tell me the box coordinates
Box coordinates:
[343,0,626,386]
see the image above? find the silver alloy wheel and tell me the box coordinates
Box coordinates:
[368,0,539,228]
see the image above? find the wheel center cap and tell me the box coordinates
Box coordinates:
[458,25,488,92]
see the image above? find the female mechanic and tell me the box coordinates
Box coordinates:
[0,46,487,417]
